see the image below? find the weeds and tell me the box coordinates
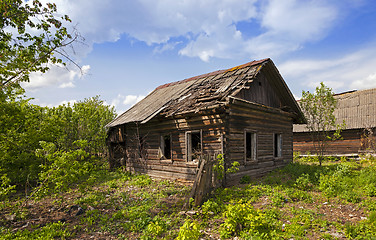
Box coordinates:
[3,156,376,239]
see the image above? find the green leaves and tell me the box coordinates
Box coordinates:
[300,82,344,165]
[36,140,94,197]
[220,200,279,239]
[0,0,78,89]
[0,94,116,190]
[176,219,201,240]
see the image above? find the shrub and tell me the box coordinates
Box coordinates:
[202,199,220,215]
[35,140,96,197]
[176,219,201,240]
[0,174,16,200]
[294,173,313,190]
[220,200,278,239]
[144,216,168,238]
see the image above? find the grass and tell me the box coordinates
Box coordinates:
[1,156,376,239]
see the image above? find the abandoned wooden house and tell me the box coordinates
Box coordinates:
[106,58,305,186]
[293,88,376,156]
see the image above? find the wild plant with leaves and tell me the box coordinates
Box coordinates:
[300,82,345,165]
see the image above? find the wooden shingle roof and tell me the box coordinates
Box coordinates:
[107,58,304,128]
[294,88,376,132]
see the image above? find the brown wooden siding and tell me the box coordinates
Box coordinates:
[122,113,225,182]
[224,103,293,186]
[235,72,282,109]
[293,128,376,155]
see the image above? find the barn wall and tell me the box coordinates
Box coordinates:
[293,128,376,155]
[122,112,225,182]
[224,101,293,186]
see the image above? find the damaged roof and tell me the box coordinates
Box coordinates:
[107,58,304,128]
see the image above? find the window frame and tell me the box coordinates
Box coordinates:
[274,133,282,158]
[160,133,172,160]
[244,130,257,163]
[185,130,202,162]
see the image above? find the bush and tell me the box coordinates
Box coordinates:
[35,140,97,197]
[176,219,201,240]
[220,200,278,239]
[202,199,220,215]
[0,174,16,200]
[294,173,313,190]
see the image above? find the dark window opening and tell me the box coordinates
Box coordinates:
[162,135,171,159]
[187,131,202,161]
[191,132,201,153]
[245,132,256,160]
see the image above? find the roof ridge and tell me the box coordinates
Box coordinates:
[155,58,270,90]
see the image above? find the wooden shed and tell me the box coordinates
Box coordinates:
[106,58,305,186]
[293,88,376,156]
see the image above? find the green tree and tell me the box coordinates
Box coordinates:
[0,93,116,192]
[0,89,51,187]
[300,82,344,165]
[0,0,79,89]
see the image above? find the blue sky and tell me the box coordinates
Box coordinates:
[22,0,376,114]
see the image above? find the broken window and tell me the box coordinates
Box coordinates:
[274,133,282,158]
[245,131,257,161]
[160,134,172,159]
[186,130,202,161]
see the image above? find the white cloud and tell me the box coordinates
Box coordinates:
[244,0,337,58]
[123,95,145,105]
[40,0,339,61]
[279,44,376,93]
[351,73,376,90]
[110,94,146,114]
[23,64,90,90]
[153,41,182,54]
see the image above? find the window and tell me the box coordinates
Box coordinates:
[245,131,257,161]
[160,134,172,159]
[274,133,282,157]
[186,130,202,161]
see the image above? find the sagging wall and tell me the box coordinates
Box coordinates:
[122,112,225,182]
[224,101,294,186]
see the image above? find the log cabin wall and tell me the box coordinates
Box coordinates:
[224,99,294,186]
[293,128,376,155]
[293,88,376,156]
[122,112,225,182]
